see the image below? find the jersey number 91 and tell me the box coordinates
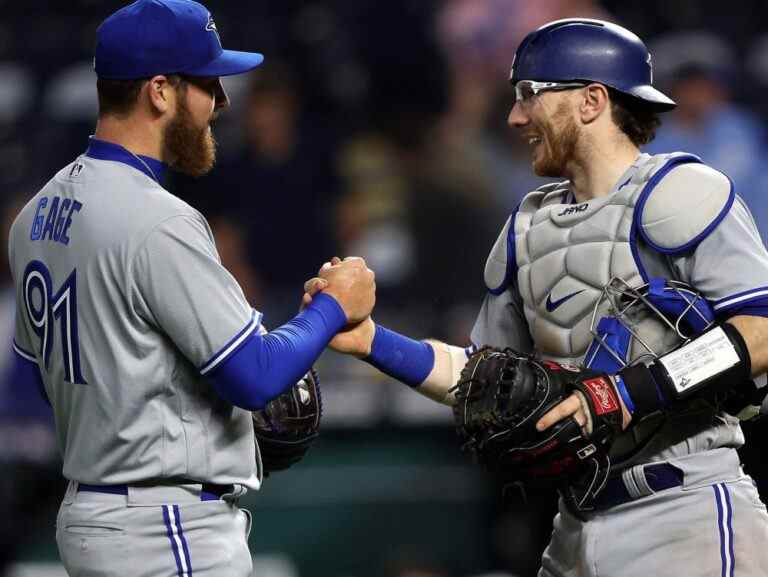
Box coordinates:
[23,261,87,385]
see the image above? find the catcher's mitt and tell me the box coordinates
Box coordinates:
[252,368,321,475]
[453,347,624,511]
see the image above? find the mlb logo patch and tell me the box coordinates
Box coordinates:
[69,163,84,178]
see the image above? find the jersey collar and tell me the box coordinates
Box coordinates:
[85,137,167,184]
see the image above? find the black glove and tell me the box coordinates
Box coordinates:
[453,347,625,511]
[252,369,322,475]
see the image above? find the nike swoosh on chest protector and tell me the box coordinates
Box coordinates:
[545,289,585,312]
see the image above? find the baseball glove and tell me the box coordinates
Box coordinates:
[453,347,625,510]
[252,368,322,475]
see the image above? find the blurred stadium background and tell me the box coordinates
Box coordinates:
[2,1,768,576]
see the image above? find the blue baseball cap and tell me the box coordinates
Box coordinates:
[95,0,264,79]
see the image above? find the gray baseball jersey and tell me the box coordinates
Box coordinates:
[472,152,768,576]
[9,139,262,489]
[472,152,768,467]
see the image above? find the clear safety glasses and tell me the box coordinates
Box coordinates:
[514,80,587,104]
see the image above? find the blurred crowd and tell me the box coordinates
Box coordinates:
[3,1,768,576]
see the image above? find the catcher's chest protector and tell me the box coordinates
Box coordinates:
[512,153,700,363]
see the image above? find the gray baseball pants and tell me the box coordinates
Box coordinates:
[56,481,253,577]
[539,448,768,577]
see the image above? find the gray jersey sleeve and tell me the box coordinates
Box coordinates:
[470,288,533,353]
[131,213,258,371]
[472,209,533,352]
[672,196,768,315]
[8,222,37,361]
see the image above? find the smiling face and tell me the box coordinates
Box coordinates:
[508,89,581,178]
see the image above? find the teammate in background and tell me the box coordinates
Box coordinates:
[308,19,768,576]
[7,1,374,576]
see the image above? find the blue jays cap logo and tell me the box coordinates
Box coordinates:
[206,14,221,46]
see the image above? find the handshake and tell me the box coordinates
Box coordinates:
[302,256,377,356]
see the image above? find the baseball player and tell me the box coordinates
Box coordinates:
[308,19,768,577]
[7,1,375,576]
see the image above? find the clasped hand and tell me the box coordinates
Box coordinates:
[302,257,376,356]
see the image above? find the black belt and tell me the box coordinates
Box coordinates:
[77,482,234,502]
[592,463,684,510]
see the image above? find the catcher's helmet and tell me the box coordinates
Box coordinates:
[510,19,676,111]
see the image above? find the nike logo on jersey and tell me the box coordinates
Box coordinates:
[545,289,584,312]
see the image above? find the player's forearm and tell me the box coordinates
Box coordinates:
[726,315,768,376]
[10,345,50,406]
[207,293,346,409]
[364,325,469,406]
[419,340,471,405]
[614,321,753,420]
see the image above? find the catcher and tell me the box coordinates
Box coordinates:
[307,19,768,577]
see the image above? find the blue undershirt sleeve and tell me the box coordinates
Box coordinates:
[205,293,346,410]
[11,346,50,406]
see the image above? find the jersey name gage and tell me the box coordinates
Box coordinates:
[30,196,83,245]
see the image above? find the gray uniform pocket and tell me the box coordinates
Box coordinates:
[57,525,127,577]
[64,524,124,536]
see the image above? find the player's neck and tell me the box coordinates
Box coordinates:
[94,116,164,162]
[566,134,640,203]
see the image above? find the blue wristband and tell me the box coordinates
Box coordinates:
[613,374,635,415]
[365,325,435,387]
